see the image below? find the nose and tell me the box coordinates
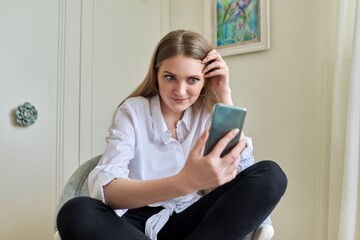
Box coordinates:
[174,81,187,96]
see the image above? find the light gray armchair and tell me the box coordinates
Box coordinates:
[54,155,274,240]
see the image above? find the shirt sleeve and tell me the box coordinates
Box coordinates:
[88,103,136,202]
[237,136,255,173]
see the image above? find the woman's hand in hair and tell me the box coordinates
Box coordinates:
[202,49,232,105]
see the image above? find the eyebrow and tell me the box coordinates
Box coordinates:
[162,71,202,79]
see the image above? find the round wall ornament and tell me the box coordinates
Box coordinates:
[15,102,38,126]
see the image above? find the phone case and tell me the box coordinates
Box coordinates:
[203,103,247,157]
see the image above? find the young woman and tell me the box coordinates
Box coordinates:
[57,29,287,240]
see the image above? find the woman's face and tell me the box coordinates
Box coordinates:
[157,55,205,118]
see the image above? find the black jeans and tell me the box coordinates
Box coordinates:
[57,160,287,240]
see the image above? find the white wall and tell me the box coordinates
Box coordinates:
[0,0,338,239]
[169,0,337,239]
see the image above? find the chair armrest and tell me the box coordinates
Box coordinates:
[54,231,61,240]
[253,225,274,240]
[253,216,274,240]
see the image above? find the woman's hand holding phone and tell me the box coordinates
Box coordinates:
[177,128,246,193]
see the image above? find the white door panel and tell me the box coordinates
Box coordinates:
[80,0,168,162]
[0,1,58,239]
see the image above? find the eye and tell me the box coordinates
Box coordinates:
[164,74,175,81]
[188,78,200,85]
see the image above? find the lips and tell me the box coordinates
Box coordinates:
[171,97,187,104]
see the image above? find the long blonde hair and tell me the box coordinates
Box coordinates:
[121,29,218,111]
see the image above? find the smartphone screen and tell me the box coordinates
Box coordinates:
[203,103,247,157]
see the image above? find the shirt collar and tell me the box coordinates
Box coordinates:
[180,105,192,132]
[150,95,168,143]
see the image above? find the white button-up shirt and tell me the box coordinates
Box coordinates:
[88,95,255,240]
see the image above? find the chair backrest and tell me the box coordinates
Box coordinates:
[54,155,102,232]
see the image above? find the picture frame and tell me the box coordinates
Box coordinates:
[205,0,270,56]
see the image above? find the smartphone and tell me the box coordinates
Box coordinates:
[203,103,247,157]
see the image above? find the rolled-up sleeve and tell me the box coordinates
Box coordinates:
[237,137,255,173]
[88,104,136,202]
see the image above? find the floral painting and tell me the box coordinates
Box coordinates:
[206,0,270,56]
[216,0,259,47]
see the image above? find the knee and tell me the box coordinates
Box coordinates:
[57,197,106,237]
[257,161,288,200]
[58,197,98,221]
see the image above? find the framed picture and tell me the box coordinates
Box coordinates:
[205,0,270,56]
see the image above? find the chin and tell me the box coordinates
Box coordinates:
[171,104,191,113]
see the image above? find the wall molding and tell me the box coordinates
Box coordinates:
[79,0,95,164]
[56,0,82,201]
[56,0,66,202]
